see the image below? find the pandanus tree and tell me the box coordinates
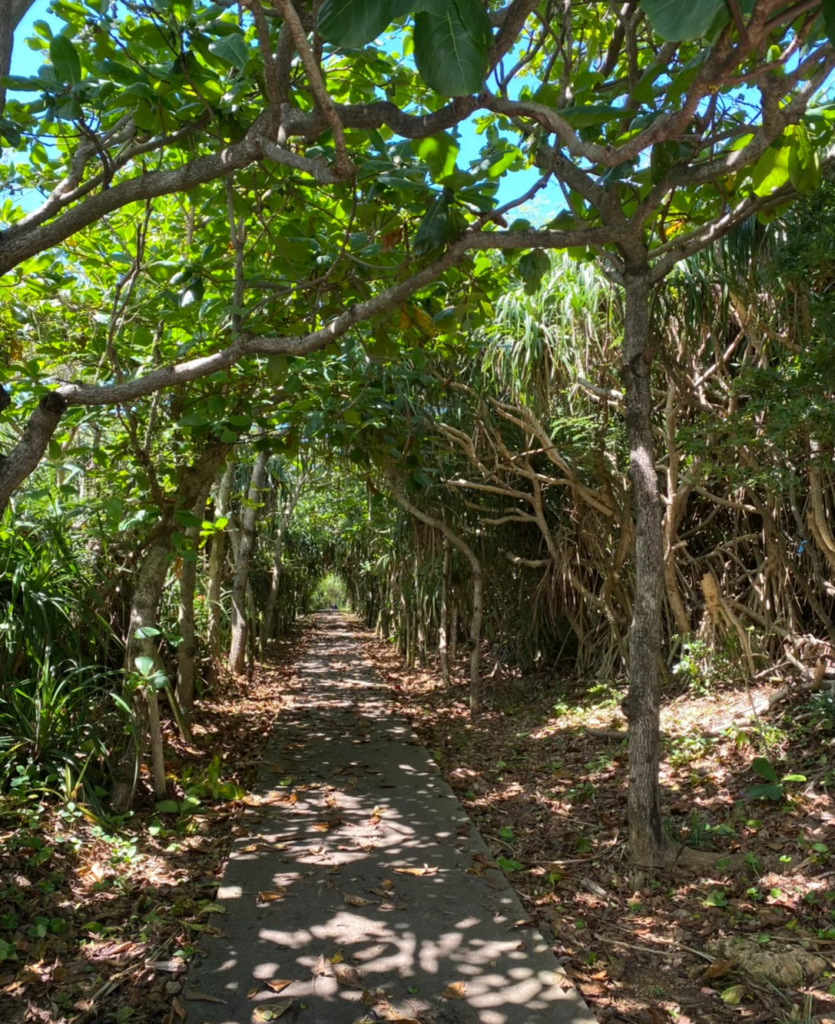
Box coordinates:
[1,0,834,866]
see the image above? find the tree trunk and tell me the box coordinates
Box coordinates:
[439,539,451,687]
[388,485,483,715]
[228,449,269,674]
[0,0,37,116]
[621,270,666,872]
[206,459,235,667]
[111,527,173,812]
[111,445,229,812]
[0,393,66,517]
[450,600,459,662]
[261,474,306,649]
[177,484,212,722]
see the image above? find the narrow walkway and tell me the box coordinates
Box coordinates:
[189,614,595,1024]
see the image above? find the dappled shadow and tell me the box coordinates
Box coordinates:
[363,632,835,1024]
[188,614,594,1024]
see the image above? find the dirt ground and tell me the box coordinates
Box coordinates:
[359,624,835,1024]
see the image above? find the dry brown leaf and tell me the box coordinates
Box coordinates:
[701,959,734,981]
[312,818,341,832]
[247,987,260,1000]
[253,999,294,1021]
[257,889,287,902]
[265,979,292,993]
[393,866,438,877]
[333,964,364,989]
[376,1004,420,1024]
[171,996,186,1021]
[343,893,376,907]
[441,981,467,1000]
[183,988,226,1003]
[312,955,328,977]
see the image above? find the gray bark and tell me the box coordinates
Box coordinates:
[439,539,451,687]
[261,473,306,648]
[0,392,66,516]
[111,528,173,812]
[228,449,269,674]
[206,459,235,666]
[0,0,37,116]
[621,270,666,871]
[177,483,213,722]
[110,445,229,812]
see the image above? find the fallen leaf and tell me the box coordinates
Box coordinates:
[343,893,376,907]
[265,979,292,993]
[441,981,467,1000]
[312,955,328,977]
[147,960,188,974]
[171,996,186,1020]
[701,959,734,981]
[184,988,226,1003]
[393,866,438,877]
[333,964,364,989]
[720,984,747,1005]
[257,889,287,902]
[328,951,344,964]
[253,999,294,1021]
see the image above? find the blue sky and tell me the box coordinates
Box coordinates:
[11,1,561,222]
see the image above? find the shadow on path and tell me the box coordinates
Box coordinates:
[188,613,596,1024]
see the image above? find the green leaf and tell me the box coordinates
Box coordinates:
[411,132,459,181]
[318,0,395,47]
[559,103,631,128]
[1,75,44,92]
[134,655,156,676]
[155,799,181,814]
[413,192,451,255]
[266,353,289,385]
[748,783,783,801]
[49,35,83,86]
[751,143,790,197]
[208,32,250,69]
[413,0,490,97]
[640,0,727,41]
[823,0,835,47]
[720,984,747,1006]
[134,627,162,640]
[517,249,550,295]
[751,757,778,784]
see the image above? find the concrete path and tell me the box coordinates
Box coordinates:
[188,613,595,1024]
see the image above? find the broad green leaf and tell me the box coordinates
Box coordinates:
[751,143,790,196]
[640,0,726,41]
[486,148,521,178]
[825,0,835,47]
[517,249,550,295]
[559,103,631,128]
[134,655,156,675]
[49,35,83,86]
[411,132,459,180]
[1,75,44,91]
[267,354,289,385]
[751,757,778,784]
[414,0,490,97]
[318,0,395,47]
[208,32,250,69]
[748,783,783,801]
[413,192,451,255]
